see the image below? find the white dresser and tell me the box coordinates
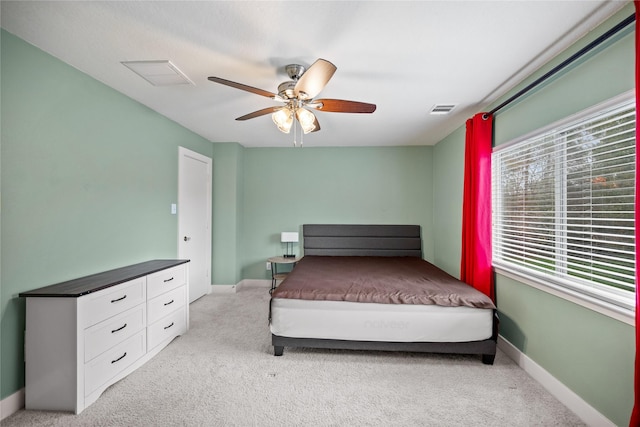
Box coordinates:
[20,259,190,414]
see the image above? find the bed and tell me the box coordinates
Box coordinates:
[269,224,498,364]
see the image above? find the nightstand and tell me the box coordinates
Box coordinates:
[267,256,301,293]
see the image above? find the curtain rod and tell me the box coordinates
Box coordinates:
[484,12,636,119]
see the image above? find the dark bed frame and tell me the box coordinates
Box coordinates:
[271,224,498,364]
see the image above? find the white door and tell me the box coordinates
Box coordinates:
[178,147,212,303]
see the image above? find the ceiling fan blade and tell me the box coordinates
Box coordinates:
[235,107,280,121]
[312,99,377,113]
[208,76,277,99]
[294,59,336,99]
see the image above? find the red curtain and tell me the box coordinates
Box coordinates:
[630,3,640,427]
[460,113,494,301]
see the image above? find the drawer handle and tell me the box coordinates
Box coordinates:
[111,352,127,364]
[110,295,127,303]
[111,323,127,333]
[164,299,174,306]
[163,277,174,283]
[164,322,174,330]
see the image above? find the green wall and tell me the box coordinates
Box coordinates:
[1,3,636,424]
[433,126,465,277]
[0,29,435,402]
[240,146,434,279]
[0,30,213,399]
[211,142,244,285]
[433,5,636,425]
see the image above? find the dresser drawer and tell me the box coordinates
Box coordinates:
[147,285,186,325]
[84,304,146,363]
[147,264,186,299]
[82,278,146,327]
[84,330,145,396]
[148,306,186,351]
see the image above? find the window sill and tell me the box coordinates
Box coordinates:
[494,265,635,326]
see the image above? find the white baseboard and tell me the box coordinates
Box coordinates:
[497,336,614,427]
[1,388,24,421]
[210,280,270,294]
[237,279,270,290]
[210,284,237,293]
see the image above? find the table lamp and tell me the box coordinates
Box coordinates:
[281,232,299,258]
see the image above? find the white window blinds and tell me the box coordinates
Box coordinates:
[492,99,636,310]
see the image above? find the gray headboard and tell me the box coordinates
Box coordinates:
[303,224,422,257]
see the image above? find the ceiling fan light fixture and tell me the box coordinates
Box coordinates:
[272,108,294,133]
[207,58,375,140]
[296,108,317,134]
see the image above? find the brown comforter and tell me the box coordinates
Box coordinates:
[271,256,495,309]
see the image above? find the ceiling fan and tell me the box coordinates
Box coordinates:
[207,59,376,136]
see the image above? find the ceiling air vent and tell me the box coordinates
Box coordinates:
[122,60,194,86]
[429,104,456,115]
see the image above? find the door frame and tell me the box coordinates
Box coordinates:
[178,146,212,300]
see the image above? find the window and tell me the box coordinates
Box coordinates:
[492,96,636,313]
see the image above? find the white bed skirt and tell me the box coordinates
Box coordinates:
[270,298,494,343]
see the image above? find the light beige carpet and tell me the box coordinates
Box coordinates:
[4,286,585,426]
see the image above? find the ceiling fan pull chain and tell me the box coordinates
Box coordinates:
[293,114,298,147]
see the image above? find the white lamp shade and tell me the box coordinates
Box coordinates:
[296,108,317,134]
[280,232,299,243]
[272,108,293,133]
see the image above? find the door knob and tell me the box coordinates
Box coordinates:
[183,236,191,242]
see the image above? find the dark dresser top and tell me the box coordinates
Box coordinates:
[19,259,190,298]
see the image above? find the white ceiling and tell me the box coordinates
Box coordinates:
[0,1,630,147]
